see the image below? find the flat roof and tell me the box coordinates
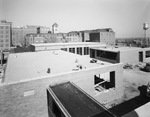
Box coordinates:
[49,82,116,117]
[4,50,111,83]
[31,42,106,47]
[91,47,142,53]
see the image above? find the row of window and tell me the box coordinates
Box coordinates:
[67,34,79,37]
[0,35,9,38]
[0,43,9,47]
[61,47,89,55]
[0,31,10,34]
[0,26,9,29]
[0,39,9,42]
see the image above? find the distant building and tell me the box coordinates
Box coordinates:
[81,28,115,45]
[56,28,115,44]
[12,26,115,45]
[26,33,57,45]
[0,20,12,50]
[12,25,51,46]
[55,33,67,42]
[66,31,82,42]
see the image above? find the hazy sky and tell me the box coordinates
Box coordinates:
[1,0,150,38]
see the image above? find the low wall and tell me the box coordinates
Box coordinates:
[0,63,123,117]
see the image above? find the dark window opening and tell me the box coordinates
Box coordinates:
[84,47,89,55]
[139,52,143,62]
[61,48,67,51]
[52,101,61,117]
[89,33,100,42]
[90,49,95,58]
[77,47,82,55]
[69,48,75,53]
[97,50,117,60]
[94,71,115,94]
[146,51,150,58]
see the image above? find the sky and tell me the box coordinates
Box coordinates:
[1,0,150,38]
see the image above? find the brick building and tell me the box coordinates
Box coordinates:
[0,20,12,50]
[25,33,57,45]
[80,28,115,45]
[12,25,51,46]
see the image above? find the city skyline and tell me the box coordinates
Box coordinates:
[1,0,150,38]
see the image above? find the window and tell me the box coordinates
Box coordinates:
[77,47,82,55]
[0,39,3,42]
[84,47,89,55]
[6,39,9,42]
[6,31,9,34]
[94,71,115,95]
[6,35,9,38]
[96,50,118,61]
[0,26,4,29]
[69,48,75,53]
[0,44,3,47]
[61,48,67,51]
[0,31,3,34]
[146,51,150,58]
[0,35,3,38]
[5,44,9,47]
[5,26,9,29]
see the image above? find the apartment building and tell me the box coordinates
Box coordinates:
[0,20,12,50]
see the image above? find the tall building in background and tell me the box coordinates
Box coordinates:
[0,20,12,50]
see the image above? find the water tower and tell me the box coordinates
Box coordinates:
[143,22,149,47]
[143,22,149,37]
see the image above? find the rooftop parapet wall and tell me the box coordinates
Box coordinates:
[0,63,123,117]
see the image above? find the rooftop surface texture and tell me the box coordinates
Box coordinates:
[4,50,111,83]
[50,82,116,117]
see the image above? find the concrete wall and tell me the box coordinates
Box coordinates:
[34,43,105,52]
[100,32,115,45]
[120,48,150,65]
[120,50,140,65]
[142,48,150,63]
[0,63,123,117]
